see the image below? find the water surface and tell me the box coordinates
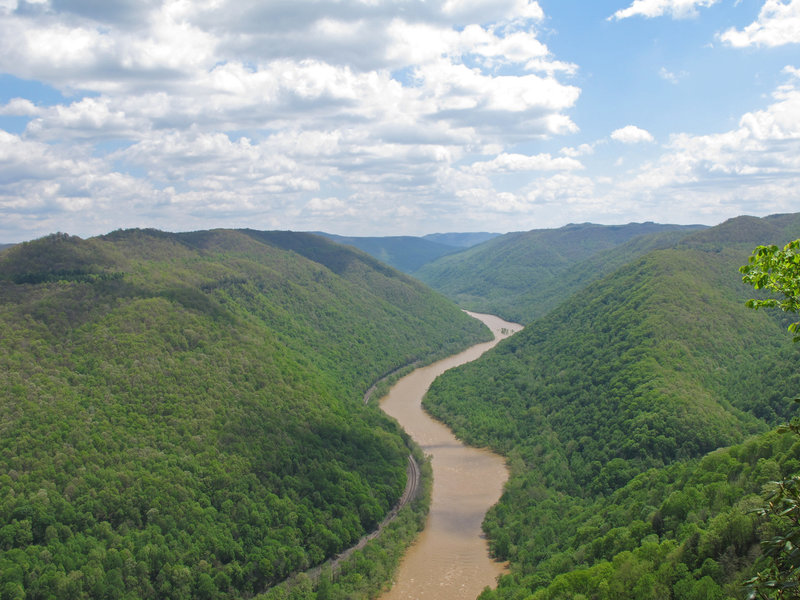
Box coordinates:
[379,312,521,600]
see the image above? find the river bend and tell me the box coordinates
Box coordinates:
[379,312,521,600]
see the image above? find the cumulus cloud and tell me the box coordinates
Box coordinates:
[468,152,583,174]
[453,72,800,230]
[609,72,800,221]
[0,130,156,228]
[560,143,595,158]
[1,0,797,240]
[0,0,585,238]
[718,0,800,48]
[610,0,719,20]
[611,125,655,143]
[0,98,40,116]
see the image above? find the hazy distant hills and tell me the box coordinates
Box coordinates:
[420,232,499,247]
[424,212,800,599]
[0,228,489,598]
[313,231,499,273]
[415,222,707,323]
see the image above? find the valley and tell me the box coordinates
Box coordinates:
[3,214,800,600]
[379,312,521,600]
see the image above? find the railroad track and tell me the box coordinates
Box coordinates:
[302,454,421,584]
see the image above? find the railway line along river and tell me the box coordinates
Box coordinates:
[379,311,522,600]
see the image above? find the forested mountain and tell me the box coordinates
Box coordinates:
[414,222,706,323]
[423,213,800,599]
[0,228,490,599]
[313,231,501,274]
[420,232,500,248]
[0,243,13,252]
[312,233,459,273]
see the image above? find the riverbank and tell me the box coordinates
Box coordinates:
[379,312,522,600]
[257,312,520,600]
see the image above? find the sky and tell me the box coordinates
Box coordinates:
[0,0,799,241]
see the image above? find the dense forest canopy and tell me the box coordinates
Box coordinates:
[422,213,800,599]
[0,228,490,599]
[414,222,706,323]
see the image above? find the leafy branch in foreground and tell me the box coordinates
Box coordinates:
[742,240,800,599]
[740,240,800,341]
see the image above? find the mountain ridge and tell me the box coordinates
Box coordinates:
[414,221,707,323]
[0,227,490,599]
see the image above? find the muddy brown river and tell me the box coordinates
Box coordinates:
[379,312,522,600]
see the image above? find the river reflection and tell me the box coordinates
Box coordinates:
[379,312,521,600]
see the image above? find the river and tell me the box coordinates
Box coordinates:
[378,311,522,600]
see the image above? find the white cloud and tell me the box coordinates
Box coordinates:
[441,0,544,22]
[610,0,719,20]
[468,152,583,174]
[611,125,655,143]
[560,143,595,157]
[25,97,146,140]
[304,196,355,217]
[610,74,800,221]
[659,67,687,84]
[415,60,580,137]
[0,98,40,116]
[719,0,800,47]
[0,130,157,225]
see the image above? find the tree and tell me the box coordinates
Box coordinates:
[741,240,800,599]
[740,240,800,341]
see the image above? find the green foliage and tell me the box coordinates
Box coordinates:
[423,214,800,599]
[741,240,800,341]
[740,238,800,599]
[746,473,800,599]
[261,449,434,600]
[0,228,489,599]
[415,222,705,323]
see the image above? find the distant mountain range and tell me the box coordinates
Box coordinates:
[420,231,499,247]
[414,222,708,323]
[316,224,716,325]
[312,231,500,273]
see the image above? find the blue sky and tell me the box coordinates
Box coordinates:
[0,0,799,241]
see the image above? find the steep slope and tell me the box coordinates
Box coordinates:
[423,213,800,599]
[414,222,705,323]
[312,233,459,273]
[495,429,800,600]
[0,228,490,599]
[421,232,500,248]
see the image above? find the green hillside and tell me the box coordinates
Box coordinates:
[312,233,459,273]
[420,232,500,248]
[422,213,800,599]
[414,222,705,323]
[0,228,490,600]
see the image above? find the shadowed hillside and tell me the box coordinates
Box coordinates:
[0,228,490,599]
